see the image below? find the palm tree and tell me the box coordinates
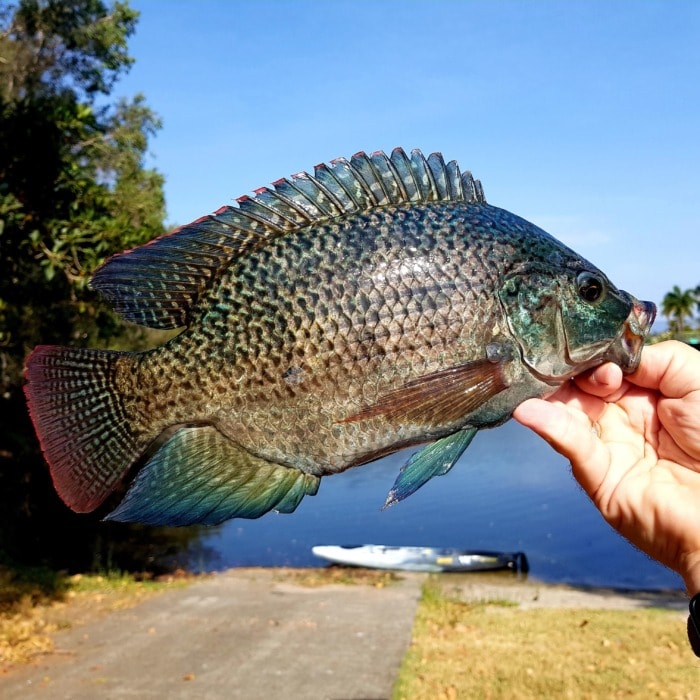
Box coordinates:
[662,286,695,336]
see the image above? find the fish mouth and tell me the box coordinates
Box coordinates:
[611,299,656,373]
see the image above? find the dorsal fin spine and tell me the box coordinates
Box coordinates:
[350,151,387,206]
[445,160,462,201]
[347,152,378,204]
[253,187,313,228]
[369,152,397,204]
[279,175,328,218]
[268,179,319,222]
[211,208,270,239]
[313,162,358,214]
[389,148,421,202]
[236,192,297,230]
[370,151,405,204]
[427,152,449,200]
[303,169,347,215]
[235,195,288,233]
[327,158,370,209]
[91,148,486,330]
[252,188,303,229]
[267,179,317,225]
[412,149,439,202]
[286,174,328,217]
[192,215,264,246]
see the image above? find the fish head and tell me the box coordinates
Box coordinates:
[499,262,656,383]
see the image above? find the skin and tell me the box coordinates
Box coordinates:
[513,340,700,597]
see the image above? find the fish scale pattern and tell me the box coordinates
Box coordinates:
[90,148,485,331]
[128,202,528,474]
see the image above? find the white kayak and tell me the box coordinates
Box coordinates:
[311,544,528,573]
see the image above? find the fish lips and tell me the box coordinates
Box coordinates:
[610,299,657,373]
[538,298,656,384]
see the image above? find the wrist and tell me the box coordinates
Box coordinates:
[681,558,700,657]
[683,556,700,598]
[688,593,700,658]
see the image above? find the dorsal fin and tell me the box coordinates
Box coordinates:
[90,148,486,330]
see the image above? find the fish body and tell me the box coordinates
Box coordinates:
[24,148,656,526]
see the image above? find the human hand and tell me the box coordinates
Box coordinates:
[513,340,700,596]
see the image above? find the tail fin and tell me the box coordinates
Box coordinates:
[24,345,143,513]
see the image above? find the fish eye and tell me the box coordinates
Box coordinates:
[577,271,606,304]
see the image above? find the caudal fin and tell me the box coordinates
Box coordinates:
[24,345,142,513]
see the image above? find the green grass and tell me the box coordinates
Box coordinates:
[394,578,699,699]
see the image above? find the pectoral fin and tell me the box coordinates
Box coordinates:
[107,426,320,526]
[383,428,477,509]
[343,359,508,426]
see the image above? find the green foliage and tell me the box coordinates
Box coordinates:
[0,0,138,100]
[0,1,165,395]
[0,1,193,571]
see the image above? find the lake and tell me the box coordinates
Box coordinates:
[185,420,683,591]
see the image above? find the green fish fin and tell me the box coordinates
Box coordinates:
[107,426,320,526]
[384,428,478,508]
[90,148,485,330]
[343,359,509,426]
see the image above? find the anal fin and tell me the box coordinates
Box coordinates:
[107,426,320,526]
[383,428,477,509]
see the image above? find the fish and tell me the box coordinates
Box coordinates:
[24,148,656,527]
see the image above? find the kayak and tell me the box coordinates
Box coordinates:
[311,544,528,573]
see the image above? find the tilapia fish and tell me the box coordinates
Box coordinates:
[24,148,656,526]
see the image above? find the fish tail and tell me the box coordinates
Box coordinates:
[24,345,143,513]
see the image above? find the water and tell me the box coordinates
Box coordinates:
[186,421,683,591]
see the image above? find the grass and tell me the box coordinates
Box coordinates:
[394,577,699,699]
[272,565,400,588]
[0,564,190,670]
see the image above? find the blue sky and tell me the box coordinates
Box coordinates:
[113,0,699,320]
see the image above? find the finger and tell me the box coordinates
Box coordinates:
[628,341,700,398]
[574,363,624,398]
[513,398,610,497]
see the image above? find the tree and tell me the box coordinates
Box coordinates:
[661,286,696,337]
[0,0,136,100]
[1,1,166,387]
[0,1,173,569]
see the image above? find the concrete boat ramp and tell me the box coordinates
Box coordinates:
[0,568,688,699]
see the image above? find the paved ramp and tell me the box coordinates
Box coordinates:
[0,569,423,700]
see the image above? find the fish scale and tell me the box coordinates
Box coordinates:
[128,206,562,467]
[121,208,479,462]
[24,148,655,526]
